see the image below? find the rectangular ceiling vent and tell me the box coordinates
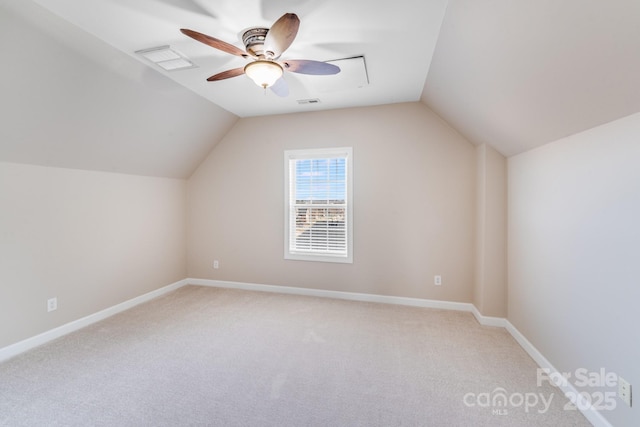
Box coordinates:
[135,46,197,71]
[315,55,369,93]
[297,98,321,105]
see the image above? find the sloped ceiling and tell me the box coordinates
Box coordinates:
[1,0,640,178]
[422,0,640,156]
[0,1,238,179]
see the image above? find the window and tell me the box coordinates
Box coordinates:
[284,147,353,263]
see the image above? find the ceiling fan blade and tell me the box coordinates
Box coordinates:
[270,77,289,97]
[180,29,249,58]
[282,60,340,75]
[207,67,246,81]
[264,13,300,59]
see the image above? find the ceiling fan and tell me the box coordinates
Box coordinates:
[180,13,340,97]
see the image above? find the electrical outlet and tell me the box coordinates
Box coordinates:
[47,297,57,312]
[618,376,632,407]
[213,260,219,269]
[434,275,442,286]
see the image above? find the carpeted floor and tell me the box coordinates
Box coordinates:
[0,285,590,426]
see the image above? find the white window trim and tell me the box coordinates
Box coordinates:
[284,147,353,263]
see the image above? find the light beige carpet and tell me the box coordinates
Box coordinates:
[0,285,590,426]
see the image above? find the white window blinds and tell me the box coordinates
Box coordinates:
[284,147,353,263]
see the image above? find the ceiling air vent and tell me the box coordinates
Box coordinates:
[297,98,321,105]
[135,46,196,71]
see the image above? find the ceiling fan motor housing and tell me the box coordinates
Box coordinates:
[242,27,270,57]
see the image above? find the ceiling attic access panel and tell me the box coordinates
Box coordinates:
[315,56,369,93]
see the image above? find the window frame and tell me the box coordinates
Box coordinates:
[284,147,353,263]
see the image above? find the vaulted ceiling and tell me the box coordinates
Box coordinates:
[1,0,639,178]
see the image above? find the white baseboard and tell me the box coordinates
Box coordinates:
[505,321,612,427]
[470,304,507,327]
[187,278,475,312]
[189,278,510,328]
[0,279,188,363]
[0,278,496,363]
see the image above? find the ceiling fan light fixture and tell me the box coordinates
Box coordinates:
[244,60,283,89]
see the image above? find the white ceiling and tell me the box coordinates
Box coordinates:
[1,0,640,177]
[32,0,449,118]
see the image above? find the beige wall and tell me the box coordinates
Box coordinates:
[474,144,507,317]
[188,102,476,301]
[508,112,640,427]
[0,162,187,349]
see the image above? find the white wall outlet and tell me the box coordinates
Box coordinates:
[47,297,57,312]
[434,275,442,286]
[618,376,632,407]
[213,260,219,269]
